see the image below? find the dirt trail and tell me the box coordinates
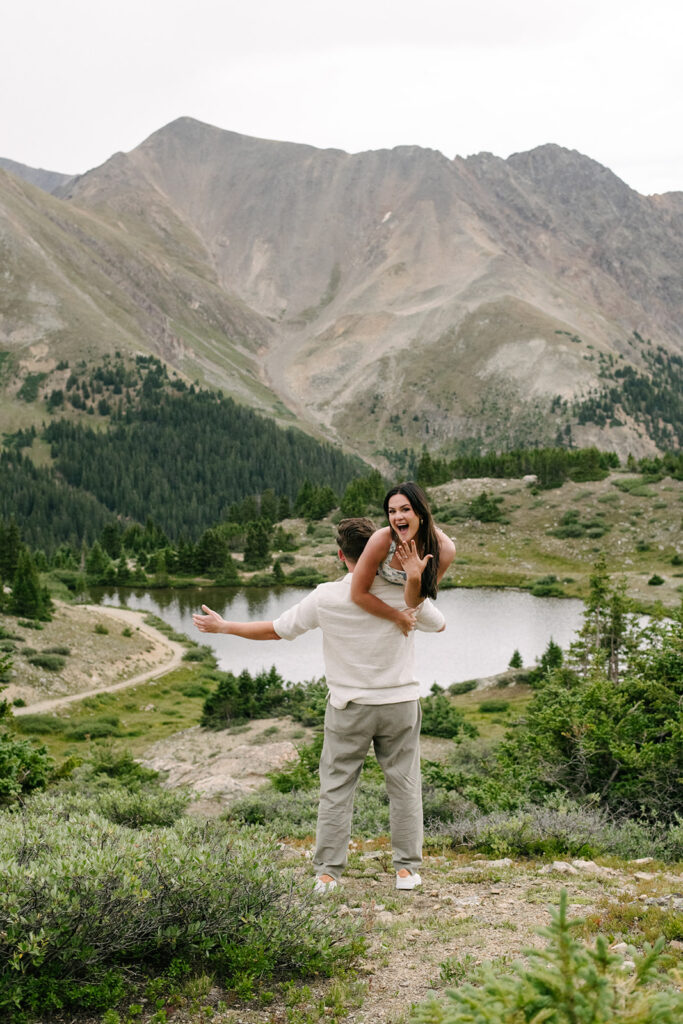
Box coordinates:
[12,605,185,716]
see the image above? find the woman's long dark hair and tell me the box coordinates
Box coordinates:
[383,481,440,599]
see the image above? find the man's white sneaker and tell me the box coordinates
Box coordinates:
[396,871,421,890]
[314,877,338,895]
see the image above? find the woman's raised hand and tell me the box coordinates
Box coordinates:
[396,540,432,581]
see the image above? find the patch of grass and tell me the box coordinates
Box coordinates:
[580,895,683,947]
[11,664,217,760]
[439,952,478,985]
[143,613,191,644]
[178,681,211,698]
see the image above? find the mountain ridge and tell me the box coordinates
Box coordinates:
[1,118,681,461]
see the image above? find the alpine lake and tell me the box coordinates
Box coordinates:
[87,584,585,695]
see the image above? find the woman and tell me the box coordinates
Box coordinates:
[350,481,455,634]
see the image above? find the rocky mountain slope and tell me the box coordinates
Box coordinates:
[0,156,74,195]
[2,119,682,459]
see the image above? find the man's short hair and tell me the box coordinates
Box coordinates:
[335,517,375,562]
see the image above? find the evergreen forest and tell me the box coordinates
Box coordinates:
[1,355,365,553]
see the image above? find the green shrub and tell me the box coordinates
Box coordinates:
[438,953,478,986]
[268,734,323,792]
[0,731,53,805]
[26,653,66,671]
[648,574,665,586]
[17,371,46,402]
[182,645,215,662]
[14,714,65,735]
[42,645,71,656]
[530,574,565,597]
[285,678,328,726]
[228,786,321,835]
[468,491,506,522]
[0,653,12,686]
[201,666,288,727]
[428,799,611,859]
[229,778,396,839]
[411,891,683,1024]
[478,699,510,714]
[494,605,683,822]
[425,797,683,863]
[97,786,191,828]
[550,510,585,538]
[447,736,500,775]
[76,747,159,787]
[94,623,109,635]
[421,694,474,739]
[449,680,477,695]
[284,566,328,587]
[17,619,43,630]
[0,804,363,1018]
[63,715,122,740]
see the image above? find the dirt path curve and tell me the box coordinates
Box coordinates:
[12,605,186,716]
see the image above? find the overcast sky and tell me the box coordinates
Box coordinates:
[1,0,681,195]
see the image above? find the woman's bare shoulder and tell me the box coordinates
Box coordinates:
[366,526,392,555]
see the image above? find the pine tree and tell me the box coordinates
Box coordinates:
[569,557,634,682]
[259,489,278,524]
[195,528,229,574]
[85,541,111,581]
[0,518,24,583]
[9,550,52,620]
[244,521,270,569]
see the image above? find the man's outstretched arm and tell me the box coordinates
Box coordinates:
[193,604,280,640]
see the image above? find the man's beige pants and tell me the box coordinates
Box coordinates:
[313,700,423,881]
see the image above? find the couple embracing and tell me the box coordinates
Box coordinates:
[193,482,455,893]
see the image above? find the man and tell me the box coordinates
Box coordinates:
[193,517,445,893]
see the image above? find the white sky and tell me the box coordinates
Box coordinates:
[1,0,681,195]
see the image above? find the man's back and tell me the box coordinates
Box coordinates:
[273,573,444,708]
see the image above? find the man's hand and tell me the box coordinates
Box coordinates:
[192,605,226,633]
[396,540,432,581]
[395,608,417,636]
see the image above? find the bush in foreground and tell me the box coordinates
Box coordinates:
[411,890,683,1024]
[424,797,683,862]
[0,800,363,1020]
[0,672,54,806]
